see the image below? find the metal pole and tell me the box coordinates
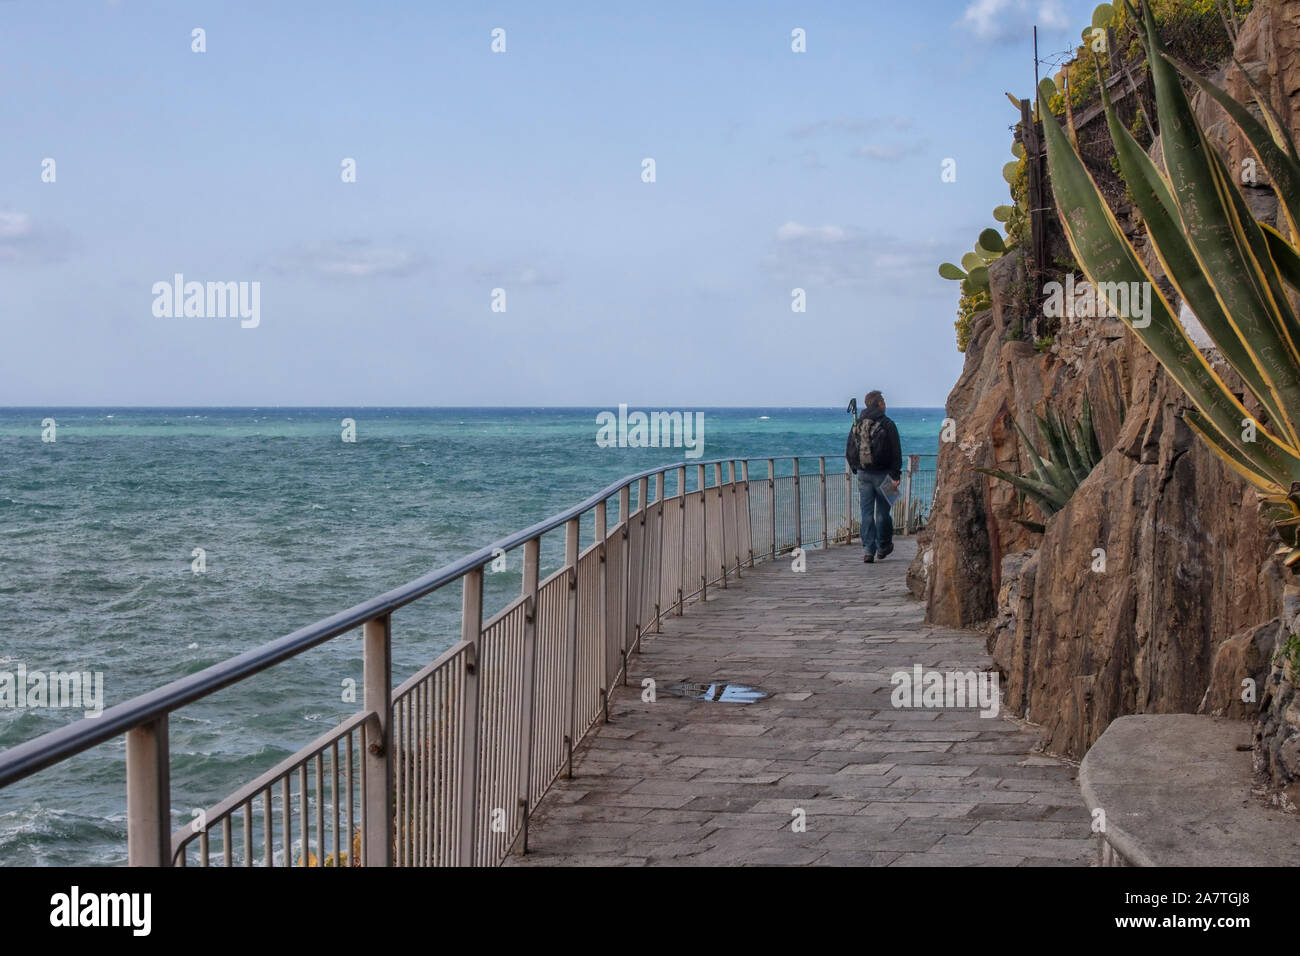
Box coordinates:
[362,614,393,867]
[845,460,853,545]
[619,485,633,685]
[563,517,580,776]
[595,498,609,724]
[903,454,918,535]
[653,470,665,633]
[819,456,828,550]
[714,462,727,588]
[728,460,741,578]
[126,717,171,866]
[741,460,755,567]
[697,464,708,599]
[517,537,540,854]
[793,458,802,551]
[767,459,776,560]
[634,476,649,651]
[676,466,686,615]
[457,571,483,867]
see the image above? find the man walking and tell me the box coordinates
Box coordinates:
[846,390,902,563]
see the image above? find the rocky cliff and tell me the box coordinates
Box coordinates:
[914,0,1300,778]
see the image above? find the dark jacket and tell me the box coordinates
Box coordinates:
[846,408,902,481]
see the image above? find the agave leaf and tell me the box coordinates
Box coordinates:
[1033,415,1077,495]
[1184,408,1284,494]
[1260,223,1300,294]
[1073,421,1096,471]
[1005,92,1023,111]
[1037,78,1300,485]
[1168,56,1300,240]
[1058,419,1088,485]
[1098,60,1292,436]
[939,262,967,280]
[973,467,1070,513]
[1145,5,1300,448]
[1012,418,1052,484]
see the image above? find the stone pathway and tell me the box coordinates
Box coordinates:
[506,539,1095,866]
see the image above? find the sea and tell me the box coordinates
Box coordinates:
[0,406,943,865]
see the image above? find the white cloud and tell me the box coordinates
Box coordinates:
[0,211,32,241]
[788,116,912,140]
[284,240,425,279]
[476,264,560,287]
[776,221,847,242]
[0,210,69,264]
[853,142,926,162]
[959,0,1068,43]
[764,223,943,288]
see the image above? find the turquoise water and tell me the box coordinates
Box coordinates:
[0,406,942,865]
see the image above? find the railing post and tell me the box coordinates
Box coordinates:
[741,460,754,567]
[728,460,741,578]
[697,463,708,600]
[619,485,633,685]
[903,454,918,535]
[714,462,727,588]
[563,517,580,775]
[845,459,853,545]
[362,614,393,868]
[634,477,648,650]
[517,537,540,854]
[793,458,802,551]
[819,456,828,550]
[767,459,776,560]
[458,573,483,867]
[652,470,665,634]
[595,498,609,724]
[676,466,686,615]
[126,716,171,867]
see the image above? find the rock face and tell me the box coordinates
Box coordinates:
[923,0,1299,761]
[1198,618,1282,720]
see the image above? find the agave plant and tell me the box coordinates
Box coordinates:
[975,396,1106,533]
[1040,0,1300,570]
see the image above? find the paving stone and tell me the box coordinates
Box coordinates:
[504,541,1087,868]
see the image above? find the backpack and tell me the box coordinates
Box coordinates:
[856,417,880,469]
[856,416,889,470]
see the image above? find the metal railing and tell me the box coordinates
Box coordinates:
[0,452,938,867]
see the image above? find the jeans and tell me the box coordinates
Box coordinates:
[857,470,894,555]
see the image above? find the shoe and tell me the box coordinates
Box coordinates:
[876,544,894,560]
[863,553,874,563]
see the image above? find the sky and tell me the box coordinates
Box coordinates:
[0,0,1101,407]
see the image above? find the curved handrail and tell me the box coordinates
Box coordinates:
[0,453,826,788]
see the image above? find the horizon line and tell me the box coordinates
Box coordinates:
[0,403,949,410]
